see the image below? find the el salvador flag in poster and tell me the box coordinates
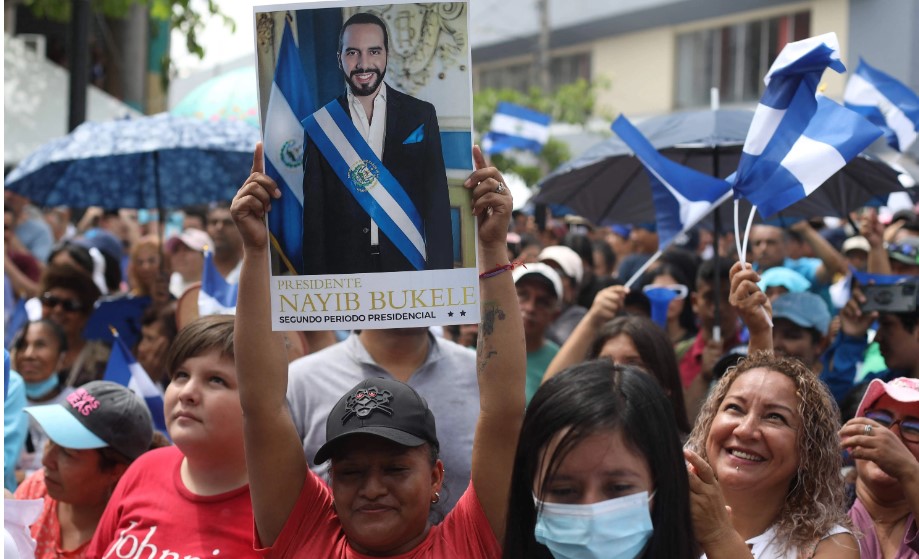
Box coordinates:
[844,59,919,152]
[264,18,313,274]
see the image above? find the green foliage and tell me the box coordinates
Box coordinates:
[20,0,234,67]
[474,79,601,186]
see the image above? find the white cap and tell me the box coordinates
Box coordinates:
[512,263,563,301]
[538,245,584,284]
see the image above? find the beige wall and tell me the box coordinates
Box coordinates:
[473,0,852,117]
[588,0,849,116]
[592,27,675,117]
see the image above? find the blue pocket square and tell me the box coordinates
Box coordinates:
[403,124,424,144]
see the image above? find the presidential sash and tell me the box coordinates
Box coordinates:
[303,100,427,271]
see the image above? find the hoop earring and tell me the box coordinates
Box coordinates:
[431,492,440,504]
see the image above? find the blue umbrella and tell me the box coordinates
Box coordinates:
[4,113,260,210]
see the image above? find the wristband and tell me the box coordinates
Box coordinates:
[479,261,525,279]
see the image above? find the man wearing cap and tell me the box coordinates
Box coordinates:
[166,228,214,298]
[840,377,919,558]
[286,327,478,516]
[539,245,588,345]
[843,235,871,272]
[822,284,919,403]
[771,292,831,375]
[513,263,563,402]
[887,236,919,276]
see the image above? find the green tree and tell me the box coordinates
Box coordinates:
[474,79,606,185]
[20,0,234,80]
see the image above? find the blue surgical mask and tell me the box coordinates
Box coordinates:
[534,491,654,559]
[25,375,60,400]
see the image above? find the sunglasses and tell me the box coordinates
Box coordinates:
[642,284,689,300]
[40,293,84,312]
[864,409,919,443]
[886,242,919,264]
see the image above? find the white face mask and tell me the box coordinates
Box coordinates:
[534,491,654,559]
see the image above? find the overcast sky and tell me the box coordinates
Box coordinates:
[170,0,256,77]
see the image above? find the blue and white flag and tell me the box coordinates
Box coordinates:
[482,102,551,154]
[264,19,313,274]
[844,59,919,152]
[611,115,733,249]
[198,250,238,316]
[4,282,28,349]
[731,33,882,217]
[103,328,167,434]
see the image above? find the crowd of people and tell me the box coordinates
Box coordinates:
[4,146,919,558]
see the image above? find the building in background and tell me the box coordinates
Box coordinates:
[470,0,919,118]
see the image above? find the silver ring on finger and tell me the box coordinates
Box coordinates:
[864,424,873,436]
[495,182,506,194]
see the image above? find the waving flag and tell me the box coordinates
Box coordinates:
[844,59,919,152]
[482,102,551,154]
[103,328,167,434]
[731,33,883,217]
[264,19,313,274]
[198,250,238,316]
[611,115,732,249]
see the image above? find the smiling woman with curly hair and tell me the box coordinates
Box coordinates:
[684,352,858,559]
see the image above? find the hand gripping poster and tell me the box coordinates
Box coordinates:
[254,1,478,330]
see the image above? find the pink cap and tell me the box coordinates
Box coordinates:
[856,377,919,417]
[166,228,212,253]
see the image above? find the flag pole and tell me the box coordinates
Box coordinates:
[624,250,663,289]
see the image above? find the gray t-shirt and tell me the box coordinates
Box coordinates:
[286,332,479,517]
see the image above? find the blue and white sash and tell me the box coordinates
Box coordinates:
[303,100,427,270]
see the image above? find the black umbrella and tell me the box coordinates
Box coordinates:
[534,108,910,225]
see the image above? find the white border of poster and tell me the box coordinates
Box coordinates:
[254,0,479,331]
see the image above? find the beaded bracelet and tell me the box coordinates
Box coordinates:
[479,261,525,279]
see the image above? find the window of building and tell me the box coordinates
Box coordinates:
[476,52,591,92]
[675,11,811,108]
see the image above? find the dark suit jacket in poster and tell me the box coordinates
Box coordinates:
[302,86,454,275]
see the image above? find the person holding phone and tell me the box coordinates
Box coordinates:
[821,280,919,404]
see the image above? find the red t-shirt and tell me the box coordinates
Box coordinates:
[87,446,257,559]
[256,470,501,559]
[14,470,89,559]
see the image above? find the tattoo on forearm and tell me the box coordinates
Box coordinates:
[481,301,506,336]
[477,349,498,373]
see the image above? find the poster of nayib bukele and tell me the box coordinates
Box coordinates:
[254,0,479,331]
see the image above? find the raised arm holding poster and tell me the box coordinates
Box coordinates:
[254,1,478,330]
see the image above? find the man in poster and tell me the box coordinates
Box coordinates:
[302,12,454,275]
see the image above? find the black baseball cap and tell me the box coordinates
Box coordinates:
[314,377,439,464]
[25,381,154,461]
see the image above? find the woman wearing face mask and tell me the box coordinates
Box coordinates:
[685,352,858,558]
[503,362,697,559]
[12,320,74,480]
[840,377,919,558]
